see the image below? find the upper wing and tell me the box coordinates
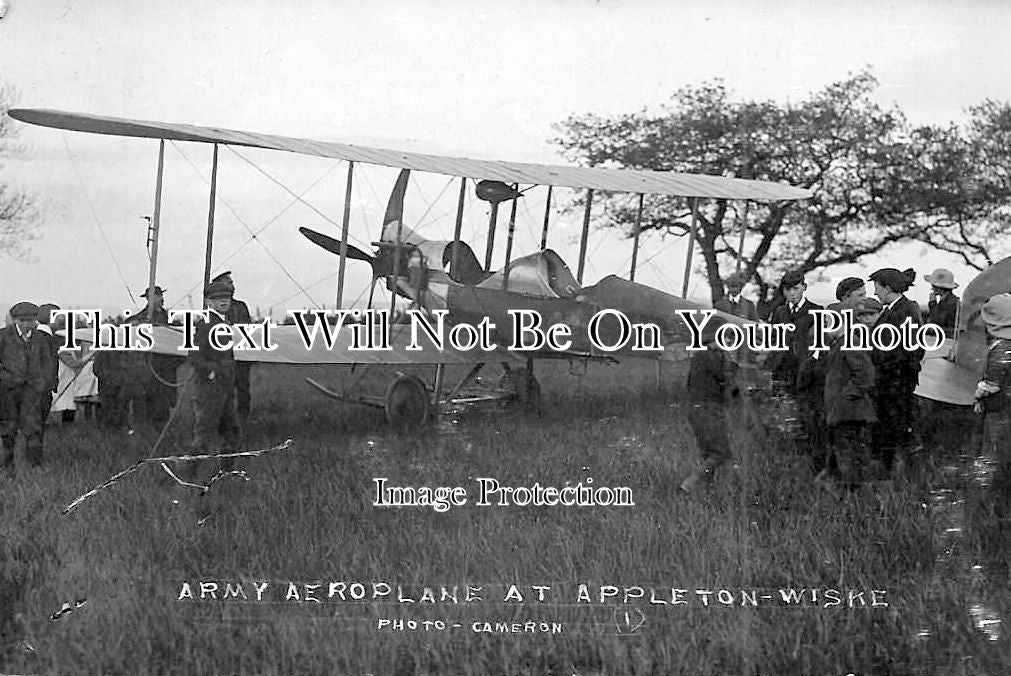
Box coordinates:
[9,108,811,201]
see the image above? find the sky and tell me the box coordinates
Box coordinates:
[2,0,1011,317]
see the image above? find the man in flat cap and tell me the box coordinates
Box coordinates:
[0,302,57,471]
[185,280,242,481]
[210,271,253,419]
[923,268,960,336]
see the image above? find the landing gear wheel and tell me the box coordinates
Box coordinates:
[385,375,430,430]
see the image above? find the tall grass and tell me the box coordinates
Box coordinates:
[1,360,1008,674]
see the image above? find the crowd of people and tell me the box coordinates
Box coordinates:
[681,266,969,491]
[0,272,253,478]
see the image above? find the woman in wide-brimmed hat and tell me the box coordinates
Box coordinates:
[923,268,960,335]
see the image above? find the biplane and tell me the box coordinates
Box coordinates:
[8,108,811,427]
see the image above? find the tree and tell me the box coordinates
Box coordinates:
[906,101,1011,270]
[552,70,940,305]
[0,83,38,259]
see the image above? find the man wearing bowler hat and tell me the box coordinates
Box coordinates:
[210,271,253,419]
[130,284,174,426]
[186,280,242,481]
[0,302,57,471]
[923,268,960,336]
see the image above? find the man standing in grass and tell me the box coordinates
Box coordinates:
[0,302,57,471]
[210,271,253,420]
[679,316,740,492]
[186,280,242,481]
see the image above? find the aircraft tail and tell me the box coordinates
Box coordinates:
[379,168,426,245]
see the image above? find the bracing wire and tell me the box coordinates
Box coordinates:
[61,133,136,304]
[167,142,323,310]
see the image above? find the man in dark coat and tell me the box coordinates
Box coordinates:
[767,271,823,393]
[0,302,58,470]
[679,316,740,492]
[129,285,176,426]
[186,280,243,481]
[869,267,923,472]
[823,298,879,483]
[211,271,253,419]
[922,268,960,336]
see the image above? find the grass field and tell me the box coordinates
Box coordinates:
[1,358,1010,675]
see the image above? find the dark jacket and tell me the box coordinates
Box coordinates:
[189,309,235,381]
[872,295,924,376]
[687,346,737,404]
[0,326,58,393]
[714,295,759,322]
[132,305,170,325]
[766,298,824,379]
[925,292,959,335]
[227,298,252,324]
[980,338,1011,415]
[823,336,876,425]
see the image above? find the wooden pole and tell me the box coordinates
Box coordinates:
[540,185,553,250]
[202,144,219,288]
[577,189,593,284]
[681,198,700,298]
[336,161,354,309]
[630,193,644,282]
[501,187,520,289]
[148,140,165,323]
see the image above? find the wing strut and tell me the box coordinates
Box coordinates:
[202,143,219,287]
[451,178,466,278]
[577,189,593,284]
[540,186,552,250]
[484,202,500,271]
[501,186,520,289]
[681,198,700,298]
[148,140,166,323]
[630,193,644,282]
[336,160,354,308]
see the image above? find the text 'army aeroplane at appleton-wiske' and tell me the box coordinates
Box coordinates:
[9,107,813,427]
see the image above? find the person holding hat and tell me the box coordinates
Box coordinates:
[0,302,57,470]
[679,316,741,492]
[766,270,823,393]
[185,280,243,481]
[868,267,923,473]
[210,271,254,419]
[923,268,960,336]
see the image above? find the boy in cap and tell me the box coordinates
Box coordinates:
[923,268,960,336]
[767,270,823,393]
[210,271,253,419]
[185,279,242,481]
[821,298,879,484]
[826,277,866,314]
[0,302,57,470]
[679,316,740,492]
[130,285,175,426]
[714,271,759,321]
